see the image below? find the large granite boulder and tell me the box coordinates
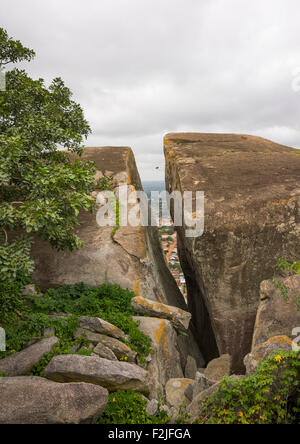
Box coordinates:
[0,376,108,424]
[0,337,59,376]
[44,354,149,394]
[133,316,184,399]
[131,296,192,330]
[165,133,300,372]
[31,146,186,311]
[252,275,300,349]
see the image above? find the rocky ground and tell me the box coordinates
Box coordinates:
[0,274,299,424]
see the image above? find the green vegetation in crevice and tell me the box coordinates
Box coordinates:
[111,200,120,237]
[98,390,170,425]
[0,282,152,375]
[270,258,300,311]
[195,351,300,424]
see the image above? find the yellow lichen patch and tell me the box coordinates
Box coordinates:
[154,319,169,359]
[135,296,172,316]
[137,226,147,258]
[164,137,173,147]
[134,279,140,296]
[267,336,293,346]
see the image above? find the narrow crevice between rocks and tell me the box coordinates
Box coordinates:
[175,229,219,365]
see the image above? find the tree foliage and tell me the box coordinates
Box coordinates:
[0,28,96,282]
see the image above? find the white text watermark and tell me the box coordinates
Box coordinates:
[96,186,205,237]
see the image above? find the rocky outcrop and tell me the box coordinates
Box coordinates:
[133,316,184,398]
[244,335,293,375]
[44,354,150,394]
[131,296,191,331]
[165,133,300,372]
[0,337,59,376]
[0,377,108,424]
[31,146,186,310]
[252,275,300,349]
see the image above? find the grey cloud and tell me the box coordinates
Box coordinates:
[1,0,300,179]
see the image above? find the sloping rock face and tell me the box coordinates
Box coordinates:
[0,337,59,376]
[131,296,192,330]
[0,377,108,424]
[31,147,185,310]
[244,335,293,376]
[164,133,300,372]
[132,316,184,399]
[252,275,300,349]
[44,354,150,394]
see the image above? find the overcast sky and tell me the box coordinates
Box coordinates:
[1,0,300,180]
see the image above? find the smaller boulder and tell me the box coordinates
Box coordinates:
[44,354,149,394]
[192,372,215,399]
[0,336,59,376]
[79,316,127,341]
[146,399,159,417]
[204,354,232,382]
[22,284,38,296]
[244,335,293,376]
[0,376,108,424]
[187,382,221,421]
[75,329,136,362]
[183,382,194,402]
[165,378,194,408]
[43,328,56,337]
[93,343,118,361]
[184,355,197,379]
[131,296,191,331]
[252,275,300,348]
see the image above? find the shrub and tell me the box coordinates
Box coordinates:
[98,390,170,424]
[0,283,152,371]
[196,351,300,424]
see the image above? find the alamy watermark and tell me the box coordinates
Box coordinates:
[0,67,6,91]
[0,327,5,352]
[96,185,204,237]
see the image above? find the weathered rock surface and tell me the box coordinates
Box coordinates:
[204,354,232,382]
[133,316,184,398]
[131,296,191,331]
[165,378,194,408]
[0,337,59,376]
[22,284,38,296]
[93,334,137,363]
[186,382,221,420]
[244,335,293,375]
[0,376,108,424]
[74,329,136,363]
[165,133,300,372]
[176,330,205,370]
[184,355,197,379]
[79,316,127,341]
[31,146,187,310]
[74,328,105,345]
[44,354,149,394]
[252,275,300,349]
[146,399,159,417]
[192,372,215,398]
[92,343,118,361]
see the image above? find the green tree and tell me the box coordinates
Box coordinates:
[0,28,96,282]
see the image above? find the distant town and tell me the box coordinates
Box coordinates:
[158,224,187,302]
